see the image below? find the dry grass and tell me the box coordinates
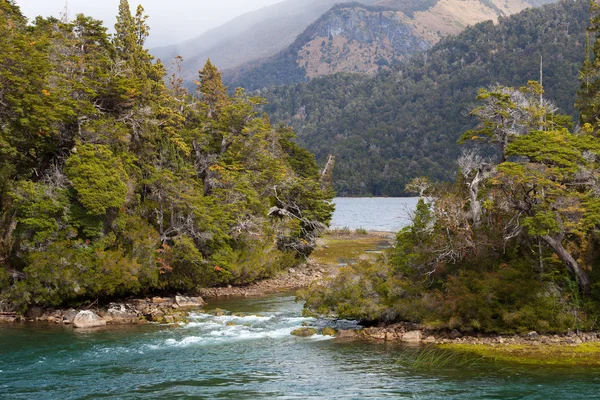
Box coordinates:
[311,233,393,266]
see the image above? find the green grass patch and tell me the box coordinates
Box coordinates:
[439,342,600,366]
[397,346,492,369]
[311,234,392,266]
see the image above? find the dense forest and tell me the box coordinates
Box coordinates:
[301,2,600,334]
[0,0,333,311]
[264,0,589,196]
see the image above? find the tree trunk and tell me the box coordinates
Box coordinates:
[542,234,591,293]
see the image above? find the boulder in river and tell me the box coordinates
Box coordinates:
[321,327,337,336]
[291,328,317,337]
[73,311,107,329]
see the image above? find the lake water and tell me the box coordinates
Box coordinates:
[2,198,600,399]
[330,198,419,232]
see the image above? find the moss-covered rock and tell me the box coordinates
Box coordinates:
[291,328,317,337]
[321,327,337,336]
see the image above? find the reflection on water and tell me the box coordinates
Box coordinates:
[331,197,419,232]
[2,295,600,399]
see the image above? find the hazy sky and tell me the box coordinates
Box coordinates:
[17,0,286,47]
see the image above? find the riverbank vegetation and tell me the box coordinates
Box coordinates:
[0,0,333,312]
[301,2,600,335]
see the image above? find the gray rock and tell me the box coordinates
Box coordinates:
[401,330,422,343]
[423,336,437,344]
[449,329,463,339]
[63,309,79,324]
[106,304,139,325]
[73,311,107,329]
[526,331,540,339]
[175,296,205,309]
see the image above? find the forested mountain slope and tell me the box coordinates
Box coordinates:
[263,0,588,196]
[226,0,556,91]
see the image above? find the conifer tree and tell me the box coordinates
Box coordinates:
[197,59,228,118]
[576,0,600,128]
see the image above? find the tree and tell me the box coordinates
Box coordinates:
[576,0,600,128]
[461,82,560,162]
[494,128,600,292]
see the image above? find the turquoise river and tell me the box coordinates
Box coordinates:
[1,199,600,399]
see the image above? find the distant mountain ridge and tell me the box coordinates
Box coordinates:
[150,0,379,81]
[261,0,587,196]
[226,0,557,90]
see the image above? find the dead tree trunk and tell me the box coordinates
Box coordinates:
[320,155,335,190]
[542,234,591,293]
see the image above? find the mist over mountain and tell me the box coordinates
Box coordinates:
[150,0,378,80]
[225,0,558,91]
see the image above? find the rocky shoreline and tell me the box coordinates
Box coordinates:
[329,322,600,347]
[0,260,327,327]
[0,295,206,327]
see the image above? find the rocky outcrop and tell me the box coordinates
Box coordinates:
[227,0,550,90]
[73,311,107,329]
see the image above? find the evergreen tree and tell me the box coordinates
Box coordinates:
[576,0,600,128]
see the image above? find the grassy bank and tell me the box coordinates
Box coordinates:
[310,231,394,266]
[440,343,600,366]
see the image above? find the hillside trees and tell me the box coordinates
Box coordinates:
[0,1,332,310]
[301,77,600,331]
[264,0,590,196]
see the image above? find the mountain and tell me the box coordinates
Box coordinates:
[226,0,557,91]
[262,0,588,196]
[150,0,378,81]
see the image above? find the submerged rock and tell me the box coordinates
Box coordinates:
[336,329,358,338]
[291,328,317,337]
[213,308,226,316]
[73,311,107,329]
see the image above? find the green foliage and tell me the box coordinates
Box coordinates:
[303,72,600,333]
[66,144,129,216]
[10,181,69,245]
[0,3,332,310]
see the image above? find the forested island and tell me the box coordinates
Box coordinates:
[301,4,600,337]
[0,0,333,313]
